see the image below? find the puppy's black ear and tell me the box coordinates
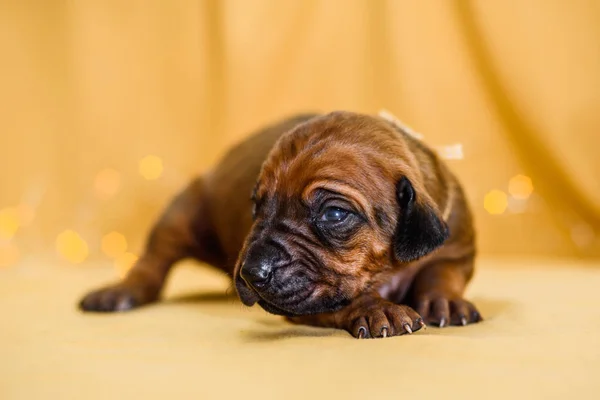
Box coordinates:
[393,177,449,262]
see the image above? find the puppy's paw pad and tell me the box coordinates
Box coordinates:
[415,295,482,327]
[349,301,424,339]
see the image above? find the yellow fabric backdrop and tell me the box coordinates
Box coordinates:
[1,0,599,268]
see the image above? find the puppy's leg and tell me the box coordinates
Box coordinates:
[408,254,482,327]
[79,178,223,312]
[289,294,425,339]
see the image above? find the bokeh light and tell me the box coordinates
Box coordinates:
[101,231,128,258]
[115,252,138,278]
[56,230,89,264]
[139,155,163,180]
[0,242,19,267]
[508,174,534,199]
[94,168,121,199]
[0,207,20,239]
[484,190,508,215]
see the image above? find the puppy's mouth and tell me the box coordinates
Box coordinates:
[234,274,303,317]
[234,275,261,306]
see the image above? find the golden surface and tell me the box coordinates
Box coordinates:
[1,258,599,399]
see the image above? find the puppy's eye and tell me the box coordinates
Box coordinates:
[320,207,350,223]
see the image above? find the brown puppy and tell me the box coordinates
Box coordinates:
[79,111,481,338]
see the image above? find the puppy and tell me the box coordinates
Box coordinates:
[79,111,481,338]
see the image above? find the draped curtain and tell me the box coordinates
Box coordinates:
[1,0,599,263]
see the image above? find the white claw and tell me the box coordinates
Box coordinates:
[404,324,413,334]
[357,327,366,339]
[381,327,388,338]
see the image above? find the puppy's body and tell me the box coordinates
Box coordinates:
[80,112,480,338]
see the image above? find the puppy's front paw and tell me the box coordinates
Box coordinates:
[414,295,482,327]
[79,283,156,313]
[346,300,425,339]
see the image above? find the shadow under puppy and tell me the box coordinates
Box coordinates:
[80,111,482,339]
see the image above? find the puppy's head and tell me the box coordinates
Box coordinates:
[234,112,449,316]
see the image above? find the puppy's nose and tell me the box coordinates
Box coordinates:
[240,242,284,289]
[241,261,272,288]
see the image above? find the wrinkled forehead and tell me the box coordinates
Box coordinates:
[256,142,400,218]
[255,112,426,209]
